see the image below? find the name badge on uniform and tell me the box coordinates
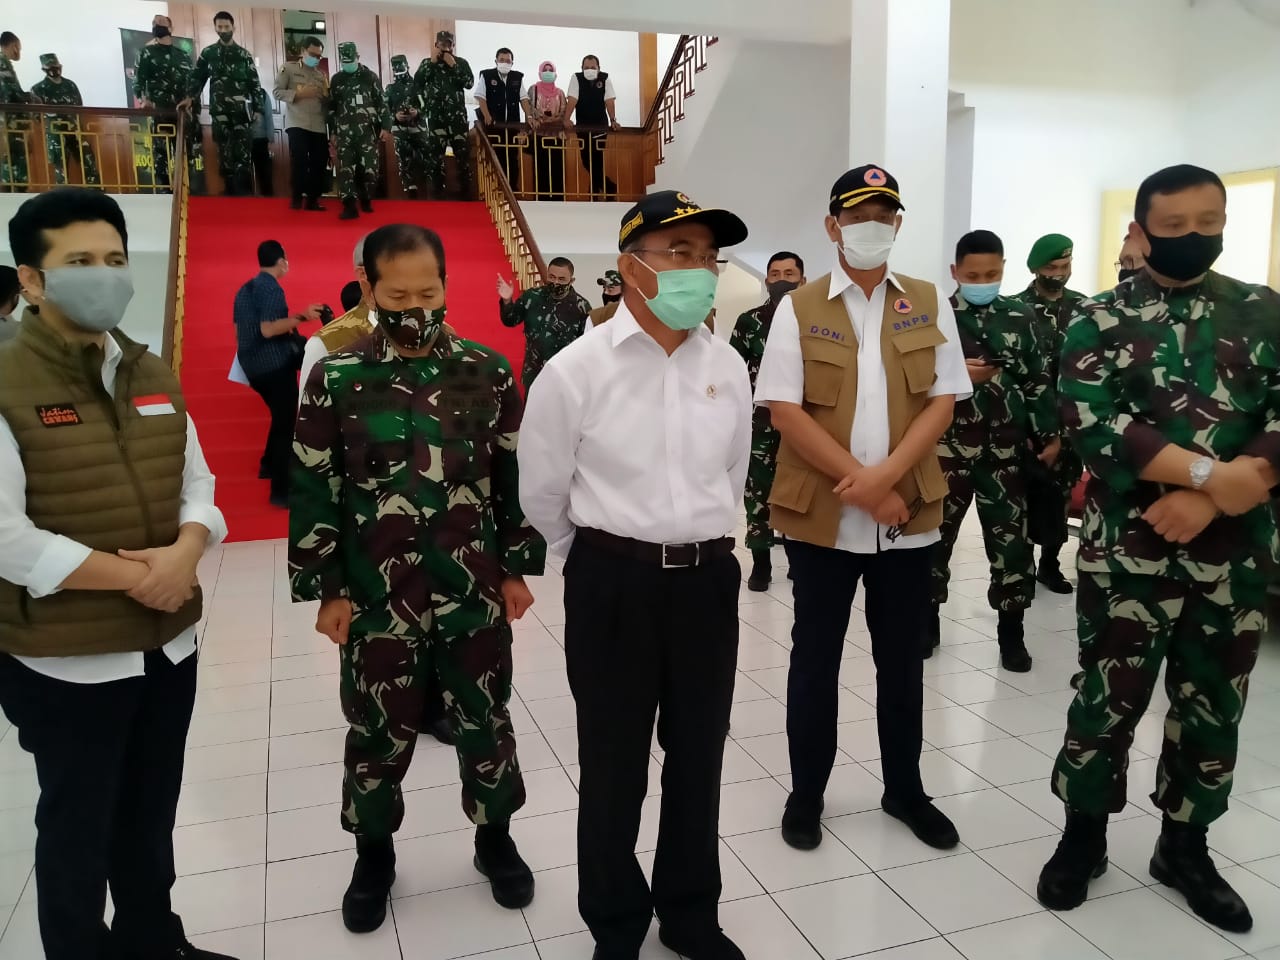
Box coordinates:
[355,94,363,105]
[134,394,177,416]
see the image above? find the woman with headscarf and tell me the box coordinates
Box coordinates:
[521,60,567,200]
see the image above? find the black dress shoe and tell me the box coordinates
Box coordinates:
[342,837,395,933]
[304,197,327,211]
[474,822,535,908]
[1149,818,1252,932]
[658,925,745,960]
[881,794,959,849]
[747,549,771,592]
[1037,808,1108,910]
[781,793,823,850]
[1037,565,1074,595]
[591,949,638,960]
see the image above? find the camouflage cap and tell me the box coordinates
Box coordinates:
[338,41,358,63]
[436,30,455,45]
[597,270,623,288]
[39,53,60,68]
[390,54,409,72]
[1027,233,1074,271]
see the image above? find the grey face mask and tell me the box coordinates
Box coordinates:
[42,265,135,333]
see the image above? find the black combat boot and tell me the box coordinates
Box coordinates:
[406,186,419,200]
[1037,552,1074,594]
[339,198,359,220]
[996,610,1032,672]
[747,549,771,592]
[359,195,374,214]
[341,836,396,933]
[923,605,941,659]
[1037,808,1108,910]
[474,821,535,908]
[1150,817,1252,932]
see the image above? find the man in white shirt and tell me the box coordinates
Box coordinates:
[565,55,619,198]
[755,165,971,854]
[519,190,752,960]
[0,189,231,960]
[298,233,375,400]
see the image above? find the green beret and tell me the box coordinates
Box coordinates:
[598,270,622,287]
[337,42,358,62]
[1027,234,1074,271]
[40,53,60,68]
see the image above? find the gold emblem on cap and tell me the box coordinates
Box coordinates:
[620,210,645,242]
[676,192,692,204]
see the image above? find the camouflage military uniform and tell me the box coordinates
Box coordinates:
[328,46,390,204]
[190,37,258,193]
[134,40,200,191]
[0,50,31,188]
[729,299,782,551]
[31,65,99,186]
[1052,271,1280,825]
[415,39,474,196]
[931,292,1055,611]
[499,284,590,389]
[385,56,428,195]
[290,326,546,836]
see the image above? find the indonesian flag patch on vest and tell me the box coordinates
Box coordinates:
[134,394,177,417]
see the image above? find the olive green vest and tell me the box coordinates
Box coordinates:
[769,273,950,547]
[0,311,202,657]
[316,303,374,354]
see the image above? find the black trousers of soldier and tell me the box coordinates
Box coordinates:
[785,541,928,804]
[564,535,740,953]
[287,127,329,203]
[577,132,614,198]
[0,650,197,960]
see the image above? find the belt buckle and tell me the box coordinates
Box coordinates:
[661,541,699,569]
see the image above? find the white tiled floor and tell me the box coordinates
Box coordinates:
[3,516,1280,959]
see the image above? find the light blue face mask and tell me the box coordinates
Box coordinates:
[958,281,1000,306]
[303,54,320,68]
[341,61,358,73]
[634,257,718,331]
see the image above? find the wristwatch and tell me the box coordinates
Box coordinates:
[1189,456,1215,490]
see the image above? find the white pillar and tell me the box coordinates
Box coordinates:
[848,0,952,284]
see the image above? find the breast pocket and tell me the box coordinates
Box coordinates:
[344,435,413,489]
[801,338,853,407]
[891,325,948,395]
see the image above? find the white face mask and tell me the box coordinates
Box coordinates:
[497,62,512,75]
[839,220,896,270]
[583,68,599,81]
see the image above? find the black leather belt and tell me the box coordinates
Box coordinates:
[579,528,734,569]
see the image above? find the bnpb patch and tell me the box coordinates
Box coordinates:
[865,168,887,186]
[893,298,912,314]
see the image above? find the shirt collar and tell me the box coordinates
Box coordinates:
[827,250,904,300]
[609,299,713,349]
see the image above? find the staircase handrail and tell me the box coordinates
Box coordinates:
[474,129,550,292]
[641,35,717,166]
[162,111,190,374]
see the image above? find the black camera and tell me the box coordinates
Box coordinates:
[318,304,335,325]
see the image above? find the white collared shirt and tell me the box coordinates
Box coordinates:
[754,255,971,555]
[518,300,752,555]
[0,334,227,683]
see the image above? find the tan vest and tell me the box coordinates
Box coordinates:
[317,303,373,353]
[0,311,202,656]
[768,273,950,548]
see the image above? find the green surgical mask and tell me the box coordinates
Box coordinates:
[342,61,358,73]
[633,257,718,331]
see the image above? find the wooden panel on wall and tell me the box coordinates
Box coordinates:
[638,33,658,125]
[329,11,384,83]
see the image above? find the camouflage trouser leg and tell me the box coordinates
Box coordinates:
[424,132,447,191]
[336,125,380,201]
[211,119,252,187]
[340,622,526,837]
[2,127,30,187]
[451,132,472,194]
[46,133,99,186]
[1051,571,1265,825]
[744,422,780,551]
[393,130,429,192]
[931,449,1035,611]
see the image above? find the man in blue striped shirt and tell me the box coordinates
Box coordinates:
[233,240,322,506]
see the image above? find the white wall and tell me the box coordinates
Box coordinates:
[655,38,851,287]
[4,0,169,109]
[455,21,646,126]
[0,194,173,351]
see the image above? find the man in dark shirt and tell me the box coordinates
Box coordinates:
[233,240,321,506]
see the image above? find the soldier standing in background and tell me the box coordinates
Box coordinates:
[386,55,429,198]
[417,31,474,199]
[1013,232,1086,594]
[587,268,624,327]
[928,230,1057,672]
[730,251,806,592]
[328,42,391,221]
[31,54,99,186]
[189,11,259,196]
[290,223,544,933]
[497,257,590,389]
[134,14,197,194]
[1036,164,1280,935]
[0,32,31,189]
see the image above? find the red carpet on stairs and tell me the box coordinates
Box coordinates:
[180,198,527,543]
